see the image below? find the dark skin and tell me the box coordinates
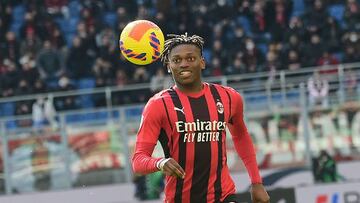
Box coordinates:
[163,44,270,203]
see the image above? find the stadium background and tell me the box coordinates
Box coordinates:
[0,0,360,202]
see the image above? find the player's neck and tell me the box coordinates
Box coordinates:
[175,81,204,94]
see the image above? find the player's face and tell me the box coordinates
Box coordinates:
[167,44,205,89]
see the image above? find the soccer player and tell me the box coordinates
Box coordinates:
[132,33,270,203]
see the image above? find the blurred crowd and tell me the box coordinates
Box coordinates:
[1,0,360,116]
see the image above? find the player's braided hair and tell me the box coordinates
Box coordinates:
[161,33,204,65]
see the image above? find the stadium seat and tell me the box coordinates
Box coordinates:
[68,1,82,18]
[292,0,305,17]
[237,16,252,36]
[103,12,117,28]
[328,4,345,22]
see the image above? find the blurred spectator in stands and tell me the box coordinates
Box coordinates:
[36,40,65,81]
[323,17,342,53]
[66,36,92,79]
[303,0,329,34]
[343,45,360,63]
[227,25,246,54]
[1,59,19,91]
[242,38,264,73]
[317,50,339,66]
[211,39,228,68]
[45,0,69,18]
[49,26,66,51]
[76,21,98,67]
[1,31,20,64]
[303,34,325,67]
[115,69,129,87]
[55,75,77,110]
[115,6,132,35]
[344,0,360,31]
[33,79,48,94]
[251,1,266,34]
[16,79,33,96]
[19,12,42,40]
[20,28,42,56]
[266,0,292,42]
[19,53,39,85]
[207,57,223,77]
[93,57,114,87]
[15,80,33,124]
[264,50,282,85]
[40,18,60,42]
[307,70,329,108]
[0,4,12,39]
[226,53,247,75]
[286,16,305,40]
[313,150,338,183]
[32,97,46,129]
[132,67,150,103]
[285,50,302,71]
[150,68,172,93]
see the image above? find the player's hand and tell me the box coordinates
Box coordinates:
[250,183,270,203]
[158,158,185,179]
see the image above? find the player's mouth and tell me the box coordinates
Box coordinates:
[179,70,192,78]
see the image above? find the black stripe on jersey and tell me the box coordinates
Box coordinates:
[159,128,170,158]
[162,98,173,131]
[209,84,225,203]
[222,87,233,124]
[189,95,211,203]
[168,89,186,203]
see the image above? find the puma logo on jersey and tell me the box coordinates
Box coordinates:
[174,107,185,114]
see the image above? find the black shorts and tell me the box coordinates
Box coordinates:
[221,194,238,203]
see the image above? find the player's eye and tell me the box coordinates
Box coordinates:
[172,58,181,63]
[187,56,195,62]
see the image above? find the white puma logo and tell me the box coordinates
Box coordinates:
[174,107,185,114]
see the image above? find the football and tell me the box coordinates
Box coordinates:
[119,20,165,65]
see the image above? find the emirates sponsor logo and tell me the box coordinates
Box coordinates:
[175,120,226,143]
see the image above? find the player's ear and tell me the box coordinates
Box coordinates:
[166,63,171,73]
[201,57,205,70]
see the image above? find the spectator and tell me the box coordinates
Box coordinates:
[36,40,64,81]
[303,34,325,67]
[55,75,77,110]
[313,150,338,183]
[19,54,40,86]
[44,0,69,18]
[317,50,339,66]
[66,36,92,79]
[19,12,42,40]
[285,50,302,71]
[1,31,20,64]
[307,70,330,108]
[150,68,172,93]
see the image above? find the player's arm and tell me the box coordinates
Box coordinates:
[227,90,262,183]
[227,90,270,203]
[132,97,185,178]
[132,97,164,174]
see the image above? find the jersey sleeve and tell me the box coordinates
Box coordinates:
[132,96,164,174]
[227,88,263,184]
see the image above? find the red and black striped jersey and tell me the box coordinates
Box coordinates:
[132,82,262,203]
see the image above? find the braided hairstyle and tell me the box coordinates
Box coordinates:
[160,33,204,65]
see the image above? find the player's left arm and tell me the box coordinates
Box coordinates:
[227,90,270,203]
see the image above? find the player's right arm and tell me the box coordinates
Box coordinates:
[132,97,164,174]
[132,95,185,178]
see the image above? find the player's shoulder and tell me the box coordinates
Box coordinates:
[147,88,173,104]
[208,83,240,95]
